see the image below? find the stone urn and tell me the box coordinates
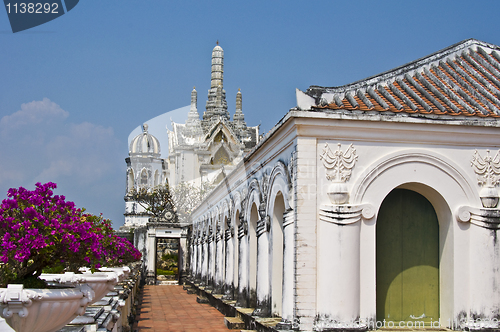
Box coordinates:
[327,181,349,205]
[480,186,499,208]
[0,283,94,332]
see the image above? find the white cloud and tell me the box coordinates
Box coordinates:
[0,98,125,227]
[0,98,68,130]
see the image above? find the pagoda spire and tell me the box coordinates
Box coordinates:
[236,88,242,112]
[185,87,202,137]
[190,86,198,113]
[233,88,247,131]
[203,43,229,126]
[211,43,224,89]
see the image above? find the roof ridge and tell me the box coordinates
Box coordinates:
[307,39,500,96]
[303,39,500,119]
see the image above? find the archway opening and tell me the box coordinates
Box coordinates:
[156,238,180,285]
[271,192,285,317]
[376,189,439,325]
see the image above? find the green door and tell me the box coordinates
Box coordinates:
[376,189,439,325]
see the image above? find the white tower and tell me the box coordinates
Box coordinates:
[124,124,168,226]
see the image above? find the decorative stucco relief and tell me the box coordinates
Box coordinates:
[319,204,375,225]
[320,143,358,182]
[320,143,358,205]
[457,206,500,230]
[471,149,500,208]
[319,143,374,224]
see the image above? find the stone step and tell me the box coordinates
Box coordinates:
[224,317,245,330]
[196,296,209,303]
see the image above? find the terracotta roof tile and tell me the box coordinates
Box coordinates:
[305,39,500,118]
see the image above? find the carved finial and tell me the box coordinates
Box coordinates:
[142,123,148,132]
[216,40,219,45]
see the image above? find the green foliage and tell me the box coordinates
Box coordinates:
[161,253,178,261]
[42,265,65,274]
[11,275,48,289]
[156,269,175,275]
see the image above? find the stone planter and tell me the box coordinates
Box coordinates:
[41,271,118,305]
[0,284,93,332]
[99,266,131,281]
[76,272,119,304]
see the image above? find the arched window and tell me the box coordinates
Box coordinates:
[127,169,135,193]
[141,169,148,185]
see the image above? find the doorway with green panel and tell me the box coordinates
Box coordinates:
[376,189,439,326]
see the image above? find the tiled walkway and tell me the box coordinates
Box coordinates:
[134,285,230,332]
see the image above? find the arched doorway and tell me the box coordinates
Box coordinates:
[376,189,439,325]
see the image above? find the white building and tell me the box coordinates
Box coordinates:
[123,43,259,228]
[167,43,259,188]
[121,43,260,284]
[124,123,167,226]
[187,39,500,332]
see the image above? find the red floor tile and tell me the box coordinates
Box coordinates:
[134,285,229,332]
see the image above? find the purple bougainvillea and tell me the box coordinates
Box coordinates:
[0,182,141,287]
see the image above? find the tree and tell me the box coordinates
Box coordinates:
[170,181,214,223]
[129,183,177,222]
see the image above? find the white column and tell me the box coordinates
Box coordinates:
[196,235,202,282]
[201,232,208,286]
[209,227,216,289]
[215,226,224,293]
[191,232,197,280]
[315,204,373,330]
[280,209,295,327]
[224,225,234,299]
[146,229,156,285]
[458,206,500,330]
[254,216,271,317]
[237,221,249,307]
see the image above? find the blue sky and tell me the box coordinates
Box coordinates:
[1,1,500,228]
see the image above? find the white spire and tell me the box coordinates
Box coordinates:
[211,41,224,89]
[204,42,229,124]
[190,86,198,113]
[233,88,246,131]
[236,88,242,112]
[185,87,202,137]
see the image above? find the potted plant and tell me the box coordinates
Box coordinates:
[0,182,141,332]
